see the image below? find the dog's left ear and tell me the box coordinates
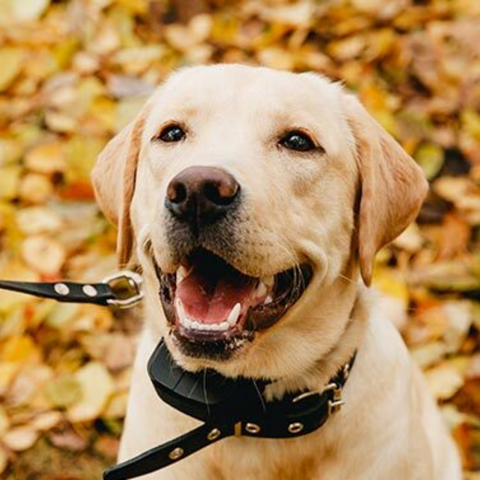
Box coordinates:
[344,94,429,286]
[91,102,151,266]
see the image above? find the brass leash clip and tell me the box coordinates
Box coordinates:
[103,271,144,308]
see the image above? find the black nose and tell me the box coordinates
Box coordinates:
[165,166,240,230]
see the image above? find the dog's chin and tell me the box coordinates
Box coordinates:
[153,247,313,362]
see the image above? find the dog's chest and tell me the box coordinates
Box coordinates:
[198,435,333,480]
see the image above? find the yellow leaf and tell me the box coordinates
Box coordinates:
[46,374,81,408]
[1,335,41,363]
[10,0,50,22]
[0,446,7,475]
[45,303,80,329]
[415,143,444,180]
[257,47,295,70]
[0,165,21,200]
[425,362,464,400]
[3,426,39,451]
[68,362,114,423]
[21,235,66,275]
[372,267,409,306]
[0,362,19,394]
[25,141,66,174]
[65,136,105,184]
[0,405,10,436]
[31,411,63,431]
[0,48,25,92]
[18,173,54,204]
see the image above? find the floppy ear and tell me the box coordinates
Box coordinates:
[344,95,429,286]
[91,104,150,266]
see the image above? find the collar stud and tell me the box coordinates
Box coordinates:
[288,422,304,434]
[168,447,184,460]
[207,428,221,441]
[245,423,261,434]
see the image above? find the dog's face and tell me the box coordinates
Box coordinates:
[92,65,427,378]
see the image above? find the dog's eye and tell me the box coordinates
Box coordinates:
[157,125,186,143]
[279,131,316,152]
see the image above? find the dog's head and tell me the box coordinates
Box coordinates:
[92,65,427,378]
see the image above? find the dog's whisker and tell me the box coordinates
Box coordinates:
[338,273,356,285]
[252,379,267,412]
[203,369,211,416]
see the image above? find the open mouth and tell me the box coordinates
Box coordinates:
[155,248,313,355]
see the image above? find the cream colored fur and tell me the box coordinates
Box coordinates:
[92,65,462,480]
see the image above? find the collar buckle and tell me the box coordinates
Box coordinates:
[324,382,345,416]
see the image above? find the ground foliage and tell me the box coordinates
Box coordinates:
[0,0,480,478]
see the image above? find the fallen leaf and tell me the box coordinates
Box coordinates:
[21,235,66,275]
[1,335,41,363]
[0,48,25,92]
[425,362,465,400]
[46,374,81,408]
[0,446,7,475]
[67,362,114,423]
[31,411,63,431]
[9,0,50,22]
[3,426,40,451]
[49,426,88,452]
[24,142,66,174]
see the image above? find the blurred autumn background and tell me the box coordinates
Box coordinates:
[1,0,480,478]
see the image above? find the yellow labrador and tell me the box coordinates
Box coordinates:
[92,65,462,480]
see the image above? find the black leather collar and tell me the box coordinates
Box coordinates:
[103,340,356,480]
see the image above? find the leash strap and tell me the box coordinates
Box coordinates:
[103,422,230,480]
[0,271,143,308]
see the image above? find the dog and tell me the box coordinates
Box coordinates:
[92,64,462,480]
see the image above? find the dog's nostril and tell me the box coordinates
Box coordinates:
[204,181,239,206]
[167,182,187,204]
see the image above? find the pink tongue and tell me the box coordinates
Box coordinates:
[177,262,257,324]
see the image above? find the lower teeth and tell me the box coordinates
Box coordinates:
[176,298,240,332]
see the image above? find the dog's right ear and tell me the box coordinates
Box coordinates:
[91,103,151,267]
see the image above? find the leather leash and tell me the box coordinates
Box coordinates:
[0,271,144,308]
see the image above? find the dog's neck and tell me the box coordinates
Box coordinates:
[264,283,369,401]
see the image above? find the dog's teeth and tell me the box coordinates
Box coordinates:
[176,265,188,284]
[176,299,193,329]
[219,321,229,330]
[262,275,274,288]
[256,282,267,298]
[175,298,186,319]
[264,295,273,305]
[227,303,241,326]
[191,320,201,329]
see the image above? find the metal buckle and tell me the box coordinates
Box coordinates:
[292,390,321,404]
[324,382,345,416]
[103,271,144,308]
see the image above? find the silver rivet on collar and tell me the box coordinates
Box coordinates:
[207,428,221,441]
[245,423,261,434]
[54,283,70,295]
[288,422,304,434]
[82,285,98,297]
[168,447,184,460]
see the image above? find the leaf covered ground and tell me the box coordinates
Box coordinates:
[0,0,480,478]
